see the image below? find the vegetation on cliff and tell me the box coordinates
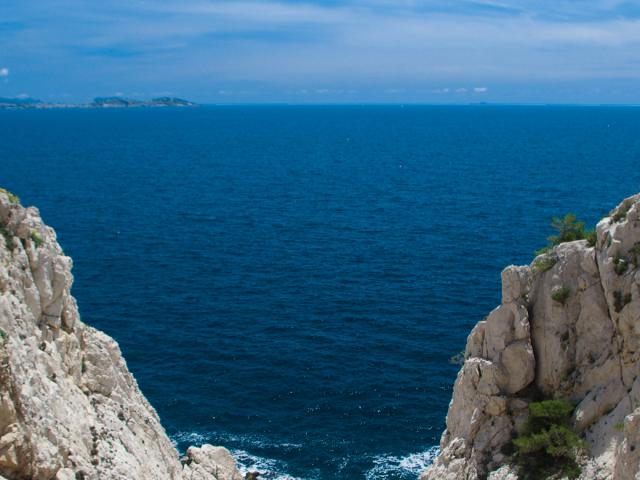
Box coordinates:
[535,213,595,256]
[512,399,585,480]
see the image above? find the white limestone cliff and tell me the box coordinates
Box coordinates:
[422,193,640,480]
[0,190,242,480]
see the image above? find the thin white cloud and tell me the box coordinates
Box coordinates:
[0,68,9,77]
[433,86,489,94]
[3,0,640,101]
[156,1,349,24]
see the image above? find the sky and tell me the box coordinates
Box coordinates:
[1,1,640,104]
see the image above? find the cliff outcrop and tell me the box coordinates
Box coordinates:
[422,194,640,479]
[0,190,241,480]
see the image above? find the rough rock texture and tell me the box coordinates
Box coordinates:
[0,191,241,479]
[183,446,244,480]
[422,194,640,480]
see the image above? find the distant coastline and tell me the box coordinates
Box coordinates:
[0,96,197,109]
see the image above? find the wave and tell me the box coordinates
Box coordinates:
[171,431,309,479]
[171,430,438,479]
[171,431,208,447]
[232,449,314,480]
[171,430,303,452]
[365,446,440,480]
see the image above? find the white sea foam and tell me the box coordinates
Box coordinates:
[170,431,208,447]
[171,431,438,480]
[170,431,310,480]
[232,449,312,480]
[365,446,440,480]
[170,430,302,451]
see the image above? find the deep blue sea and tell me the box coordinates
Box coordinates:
[1,106,640,479]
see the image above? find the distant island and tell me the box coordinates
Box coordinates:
[0,96,197,109]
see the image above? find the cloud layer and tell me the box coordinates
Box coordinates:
[1,1,640,102]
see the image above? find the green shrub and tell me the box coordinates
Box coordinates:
[0,328,6,340]
[548,214,588,244]
[630,243,640,267]
[552,286,571,305]
[613,291,632,313]
[532,254,558,274]
[612,199,633,223]
[536,214,593,256]
[534,245,554,256]
[30,230,44,248]
[449,350,465,366]
[512,399,585,480]
[0,224,15,251]
[614,422,625,432]
[613,255,629,276]
[0,188,19,204]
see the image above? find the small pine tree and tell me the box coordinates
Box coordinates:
[512,399,585,480]
[548,214,587,245]
[534,214,593,258]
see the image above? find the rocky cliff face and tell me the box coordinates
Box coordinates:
[0,190,242,480]
[422,194,640,480]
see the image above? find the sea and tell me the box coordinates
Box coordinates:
[1,105,639,479]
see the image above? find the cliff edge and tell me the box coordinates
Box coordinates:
[0,190,242,480]
[422,193,640,480]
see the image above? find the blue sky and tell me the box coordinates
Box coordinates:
[1,1,640,103]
